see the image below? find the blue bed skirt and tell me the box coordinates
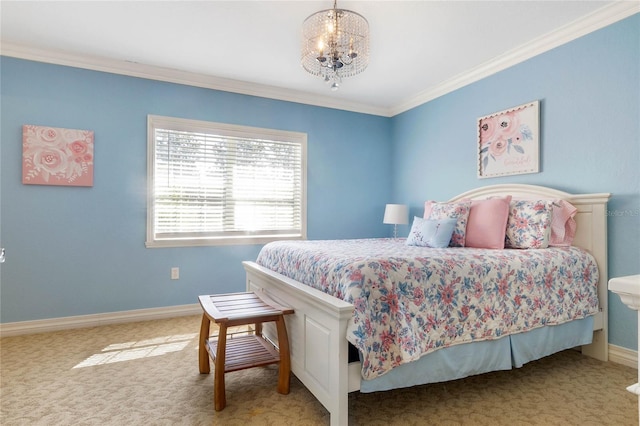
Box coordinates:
[359,316,594,393]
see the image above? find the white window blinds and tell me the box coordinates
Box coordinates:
[146,116,306,247]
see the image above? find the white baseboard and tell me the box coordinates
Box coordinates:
[0,304,202,337]
[608,344,638,369]
[2,309,639,372]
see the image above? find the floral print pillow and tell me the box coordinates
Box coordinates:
[426,201,472,247]
[505,200,553,249]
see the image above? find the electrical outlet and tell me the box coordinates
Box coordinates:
[171,267,180,280]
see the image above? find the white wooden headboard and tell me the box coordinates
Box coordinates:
[449,183,611,360]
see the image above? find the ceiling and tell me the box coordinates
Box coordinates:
[1,1,636,116]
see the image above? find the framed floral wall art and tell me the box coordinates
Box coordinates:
[22,125,94,187]
[477,101,539,178]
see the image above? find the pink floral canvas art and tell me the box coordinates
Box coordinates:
[22,125,94,186]
[477,101,539,178]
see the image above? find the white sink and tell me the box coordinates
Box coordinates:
[609,274,640,421]
[609,275,640,310]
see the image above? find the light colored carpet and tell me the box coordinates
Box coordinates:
[1,314,637,425]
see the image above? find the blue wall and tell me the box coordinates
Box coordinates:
[0,58,392,322]
[1,14,638,352]
[392,14,640,350]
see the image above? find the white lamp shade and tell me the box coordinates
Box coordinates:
[383,204,409,225]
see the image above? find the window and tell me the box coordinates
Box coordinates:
[146,115,307,247]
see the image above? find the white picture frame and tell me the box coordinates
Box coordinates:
[477,100,539,178]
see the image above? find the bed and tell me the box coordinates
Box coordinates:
[243,184,610,426]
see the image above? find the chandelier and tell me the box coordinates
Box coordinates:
[301,0,369,91]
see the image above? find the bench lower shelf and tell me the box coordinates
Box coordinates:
[206,334,281,373]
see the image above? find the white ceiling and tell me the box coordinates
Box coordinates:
[1,1,637,116]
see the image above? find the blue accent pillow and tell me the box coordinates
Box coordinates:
[405,216,457,248]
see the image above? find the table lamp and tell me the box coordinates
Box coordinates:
[383,204,409,239]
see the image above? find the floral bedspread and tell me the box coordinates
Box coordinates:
[256,238,599,379]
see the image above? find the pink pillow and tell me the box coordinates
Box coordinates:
[549,199,578,246]
[464,196,512,249]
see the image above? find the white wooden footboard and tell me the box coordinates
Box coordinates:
[244,261,355,426]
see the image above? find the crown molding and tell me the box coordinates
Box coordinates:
[1,2,637,118]
[389,2,640,116]
[0,42,390,117]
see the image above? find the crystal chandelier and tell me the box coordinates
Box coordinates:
[301,0,369,91]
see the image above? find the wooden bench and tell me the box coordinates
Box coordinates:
[198,291,294,411]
